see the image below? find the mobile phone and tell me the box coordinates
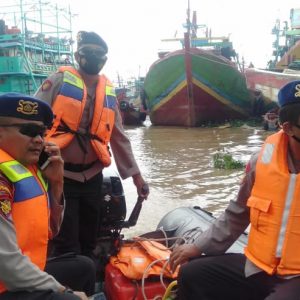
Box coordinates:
[38,150,50,170]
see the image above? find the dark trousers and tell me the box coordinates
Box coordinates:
[0,253,96,299]
[178,253,300,300]
[51,173,103,258]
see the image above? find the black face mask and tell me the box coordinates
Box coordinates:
[78,53,107,75]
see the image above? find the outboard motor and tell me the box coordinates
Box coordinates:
[98,168,127,231]
[156,206,248,253]
[94,167,146,282]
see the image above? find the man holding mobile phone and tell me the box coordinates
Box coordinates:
[38,149,51,170]
[0,93,95,300]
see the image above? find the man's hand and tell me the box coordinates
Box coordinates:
[40,142,64,202]
[60,287,88,300]
[169,244,201,272]
[41,142,64,184]
[132,173,149,200]
[73,291,88,300]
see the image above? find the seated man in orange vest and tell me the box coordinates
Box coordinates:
[170,80,300,300]
[0,93,95,300]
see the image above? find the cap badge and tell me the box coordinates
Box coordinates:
[17,100,38,115]
[295,84,300,98]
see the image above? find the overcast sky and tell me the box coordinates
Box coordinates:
[66,0,300,82]
[4,0,300,83]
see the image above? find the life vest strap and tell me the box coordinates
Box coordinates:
[56,120,105,154]
[58,120,104,143]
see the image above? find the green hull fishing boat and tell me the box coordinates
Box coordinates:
[144,47,252,127]
[144,8,252,127]
[0,0,74,95]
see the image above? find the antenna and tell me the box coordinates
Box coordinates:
[186,0,191,36]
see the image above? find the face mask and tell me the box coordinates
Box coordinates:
[78,53,107,75]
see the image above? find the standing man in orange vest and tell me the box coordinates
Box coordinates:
[35,31,149,259]
[0,93,95,300]
[170,81,300,300]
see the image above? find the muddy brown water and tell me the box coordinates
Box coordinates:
[113,118,271,237]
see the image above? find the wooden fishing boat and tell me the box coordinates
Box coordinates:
[0,0,74,95]
[244,8,300,104]
[245,68,300,103]
[116,78,147,126]
[144,45,252,127]
[143,7,253,127]
[269,8,300,72]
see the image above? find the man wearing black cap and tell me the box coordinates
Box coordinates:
[0,93,96,300]
[35,31,149,259]
[169,80,300,299]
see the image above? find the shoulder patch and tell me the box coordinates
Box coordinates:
[0,199,12,218]
[41,79,53,92]
[0,177,13,219]
[0,185,12,195]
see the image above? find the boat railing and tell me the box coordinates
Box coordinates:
[25,39,71,52]
[32,63,56,75]
[0,33,22,42]
[0,35,71,54]
[0,1,74,95]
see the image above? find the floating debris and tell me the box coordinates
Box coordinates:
[213,151,245,169]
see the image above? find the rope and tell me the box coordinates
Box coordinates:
[132,233,186,300]
[132,235,187,251]
[114,233,188,299]
[160,259,170,288]
[157,227,169,248]
[141,258,168,300]
[162,281,178,300]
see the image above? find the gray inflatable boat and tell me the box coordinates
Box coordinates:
[152,206,248,253]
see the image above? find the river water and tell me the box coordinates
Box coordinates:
[117,118,270,237]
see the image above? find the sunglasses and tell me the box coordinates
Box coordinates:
[0,123,47,138]
[78,48,106,58]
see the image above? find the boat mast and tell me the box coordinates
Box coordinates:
[184,0,195,126]
[68,4,74,64]
[19,0,38,90]
[20,0,25,47]
[38,0,46,64]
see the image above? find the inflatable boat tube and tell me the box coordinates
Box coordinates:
[156,206,248,253]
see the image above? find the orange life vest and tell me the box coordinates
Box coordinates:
[110,239,178,280]
[46,66,116,167]
[245,130,300,275]
[0,150,49,293]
